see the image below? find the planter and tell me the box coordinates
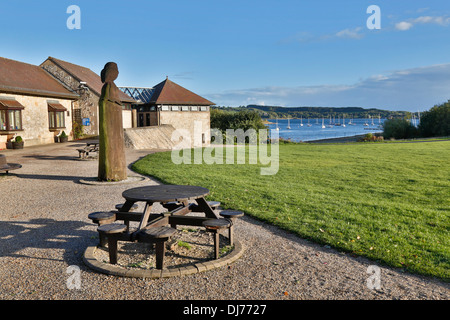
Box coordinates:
[12,141,24,149]
[59,136,69,143]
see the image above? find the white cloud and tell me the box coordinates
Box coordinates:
[395,15,450,31]
[335,27,364,39]
[206,64,450,111]
[281,27,365,44]
[395,21,413,31]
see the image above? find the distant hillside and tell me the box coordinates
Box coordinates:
[213,105,410,119]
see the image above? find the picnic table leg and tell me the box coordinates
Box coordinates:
[195,197,220,219]
[108,236,119,264]
[137,202,153,230]
[118,200,137,231]
[214,232,220,259]
[155,241,166,269]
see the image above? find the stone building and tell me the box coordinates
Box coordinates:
[0,57,78,148]
[130,77,213,147]
[41,57,135,136]
[1,55,213,150]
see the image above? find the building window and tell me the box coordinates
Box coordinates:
[191,106,198,111]
[0,109,22,131]
[171,106,179,111]
[47,101,67,130]
[0,98,24,131]
[200,106,208,111]
[181,106,189,111]
[48,111,65,129]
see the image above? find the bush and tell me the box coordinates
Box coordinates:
[359,133,384,142]
[15,136,23,143]
[419,101,450,137]
[211,109,267,143]
[60,131,67,138]
[72,121,84,140]
[383,119,418,140]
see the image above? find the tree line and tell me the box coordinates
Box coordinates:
[213,105,409,119]
[383,101,450,139]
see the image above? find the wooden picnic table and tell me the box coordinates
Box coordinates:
[118,185,220,237]
[84,139,99,147]
[90,184,242,268]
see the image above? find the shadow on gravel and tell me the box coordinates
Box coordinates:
[0,218,95,266]
[15,173,92,183]
[22,155,79,161]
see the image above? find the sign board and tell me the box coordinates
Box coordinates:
[82,118,90,126]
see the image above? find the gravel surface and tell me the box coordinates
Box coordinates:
[0,142,448,300]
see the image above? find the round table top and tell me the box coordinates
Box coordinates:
[122,185,210,203]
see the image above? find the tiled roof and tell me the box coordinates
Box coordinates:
[44,57,135,103]
[0,57,78,99]
[148,78,214,106]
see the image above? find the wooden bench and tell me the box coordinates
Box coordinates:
[0,154,22,175]
[189,201,221,212]
[97,223,128,264]
[88,211,117,246]
[219,210,244,246]
[77,146,99,159]
[137,226,177,269]
[202,219,231,259]
[115,203,139,211]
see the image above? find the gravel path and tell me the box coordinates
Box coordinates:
[0,142,448,300]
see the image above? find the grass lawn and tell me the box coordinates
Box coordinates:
[132,141,450,281]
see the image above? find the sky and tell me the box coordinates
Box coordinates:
[1,0,450,111]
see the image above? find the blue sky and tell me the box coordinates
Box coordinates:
[1,0,450,111]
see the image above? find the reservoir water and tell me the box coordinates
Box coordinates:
[267,118,385,142]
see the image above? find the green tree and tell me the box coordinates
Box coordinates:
[210,109,266,143]
[419,101,450,137]
[383,119,418,140]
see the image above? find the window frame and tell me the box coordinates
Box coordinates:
[48,110,66,130]
[0,106,23,132]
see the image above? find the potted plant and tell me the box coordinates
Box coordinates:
[59,131,68,143]
[12,136,24,149]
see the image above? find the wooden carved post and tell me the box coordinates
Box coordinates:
[98,62,127,181]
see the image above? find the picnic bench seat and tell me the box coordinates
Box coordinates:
[115,203,139,211]
[188,201,221,212]
[137,226,177,269]
[97,223,128,264]
[77,145,99,159]
[219,210,244,246]
[0,154,22,174]
[202,219,231,259]
[88,211,117,246]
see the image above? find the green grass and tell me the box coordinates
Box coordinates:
[132,141,450,281]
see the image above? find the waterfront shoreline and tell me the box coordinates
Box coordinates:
[305,134,366,143]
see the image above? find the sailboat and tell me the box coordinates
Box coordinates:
[335,115,341,126]
[299,116,303,127]
[287,117,291,130]
[307,118,312,127]
[342,115,346,127]
[275,118,279,131]
[364,115,369,126]
[327,115,333,128]
[321,117,325,129]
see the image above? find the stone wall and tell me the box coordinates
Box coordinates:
[0,93,73,147]
[41,60,132,133]
[41,60,99,136]
[124,125,177,150]
[160,110,210,147]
